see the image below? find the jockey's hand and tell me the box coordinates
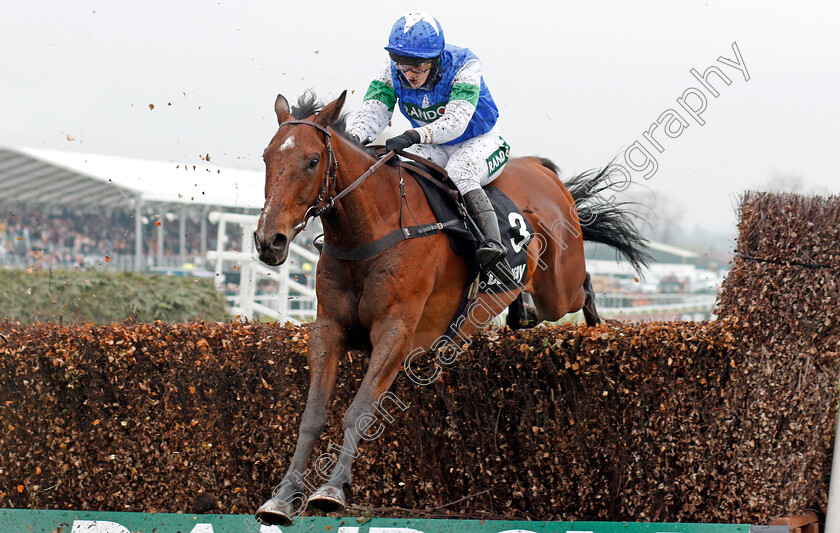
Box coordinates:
[385,130,421,153]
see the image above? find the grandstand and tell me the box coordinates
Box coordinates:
[0,146,325,321]
[0,146,265,272]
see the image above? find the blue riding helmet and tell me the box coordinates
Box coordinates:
[385,12,445,59]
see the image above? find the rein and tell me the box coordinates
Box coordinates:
[331,150,396,205]
[276,119,454,261]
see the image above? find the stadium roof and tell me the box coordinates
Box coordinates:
[0,147,265,211]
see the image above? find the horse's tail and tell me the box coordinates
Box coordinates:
[540,159,652,274]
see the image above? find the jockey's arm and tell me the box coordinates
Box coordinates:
[347,60,395,143]
[414,59,481,145]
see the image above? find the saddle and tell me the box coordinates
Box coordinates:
[372,147,533,295]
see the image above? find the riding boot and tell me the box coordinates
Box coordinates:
[463,189,507,272]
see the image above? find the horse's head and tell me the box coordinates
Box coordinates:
[255,91,347,265]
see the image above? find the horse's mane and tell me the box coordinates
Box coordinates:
[537,157,560,176]
[291,90,353,141]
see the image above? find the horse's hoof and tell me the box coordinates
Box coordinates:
[307,485,346,513]
[255,496,296,527]
[523,304,539,328]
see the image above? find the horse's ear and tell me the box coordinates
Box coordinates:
[275,94,293,124]
[314,90,347,127]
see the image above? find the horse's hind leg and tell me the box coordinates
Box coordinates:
[582,272,601,326]
[506,292,538,330]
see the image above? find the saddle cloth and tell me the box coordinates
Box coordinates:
[409,170,534,294]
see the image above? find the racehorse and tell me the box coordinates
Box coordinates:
[253,90,649,525]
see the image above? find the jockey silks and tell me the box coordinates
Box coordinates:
[390,44,499,145]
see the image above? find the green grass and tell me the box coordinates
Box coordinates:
[0,268,229,323]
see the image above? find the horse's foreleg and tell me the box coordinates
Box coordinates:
[256,320,346,526]
[307,317,413,512]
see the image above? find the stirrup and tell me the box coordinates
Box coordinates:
[476,241,505,271]
[477,241,516,283]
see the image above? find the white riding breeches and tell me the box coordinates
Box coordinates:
[404,128,510,195]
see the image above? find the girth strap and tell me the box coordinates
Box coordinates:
[322,219,462,261]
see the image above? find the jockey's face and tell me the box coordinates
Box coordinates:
[397,61,432,89]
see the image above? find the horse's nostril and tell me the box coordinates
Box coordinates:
[271,233,288,251]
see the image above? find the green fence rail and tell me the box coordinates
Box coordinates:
[0,509,787,533]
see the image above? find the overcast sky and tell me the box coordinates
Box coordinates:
[2,1,838,234]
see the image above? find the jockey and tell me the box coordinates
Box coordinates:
[347,11,510,273]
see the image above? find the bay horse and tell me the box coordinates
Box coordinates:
[253,91,649,525]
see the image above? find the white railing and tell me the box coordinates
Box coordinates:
[598,295,717,321]
[204,214,716,325]
[558,293,717,323]
[206,212,318,323]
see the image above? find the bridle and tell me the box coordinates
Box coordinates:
[276,120,338,233]
[277,120,395,234]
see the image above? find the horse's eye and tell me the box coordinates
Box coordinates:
[308,157,320,169]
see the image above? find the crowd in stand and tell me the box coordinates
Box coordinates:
[0,207,238,271]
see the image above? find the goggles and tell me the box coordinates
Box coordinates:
[396,63,432,75]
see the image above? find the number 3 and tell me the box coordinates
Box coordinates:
[508,212,531,253]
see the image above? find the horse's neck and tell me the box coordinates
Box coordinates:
[321,143,402,248]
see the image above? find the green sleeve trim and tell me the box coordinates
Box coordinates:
[363,79,397,112]
[450,83,480,106]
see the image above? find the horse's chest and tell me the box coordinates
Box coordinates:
[355,265,412,323]
[320,261,403,317]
